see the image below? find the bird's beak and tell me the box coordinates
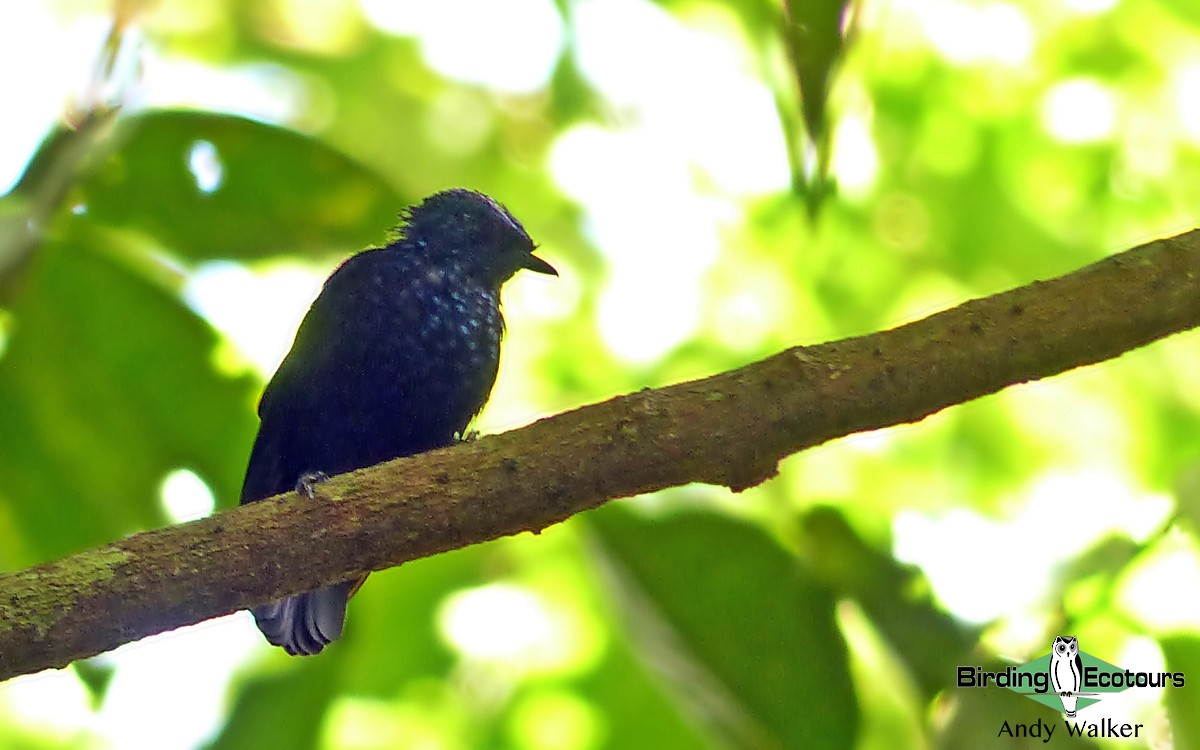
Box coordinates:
[521,252,558,276]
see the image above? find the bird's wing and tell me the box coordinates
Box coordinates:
[241,252,385,503]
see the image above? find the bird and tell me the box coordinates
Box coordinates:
[1050,635,1083,717]
[239,188,556,655]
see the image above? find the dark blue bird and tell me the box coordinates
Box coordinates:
[240,189,555,655]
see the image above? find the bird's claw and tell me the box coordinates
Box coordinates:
[455,429,480,443]
[296,471,330,499]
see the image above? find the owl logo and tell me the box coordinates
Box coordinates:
[1050,635,1083,717]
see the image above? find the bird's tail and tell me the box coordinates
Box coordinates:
[251,577,364,655]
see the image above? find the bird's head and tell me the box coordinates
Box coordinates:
[397,189,556,286]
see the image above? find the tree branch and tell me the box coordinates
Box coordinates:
[2,228,1199,680]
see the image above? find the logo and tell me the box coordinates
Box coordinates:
[957,636,1185,741]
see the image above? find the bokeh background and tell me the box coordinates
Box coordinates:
[2,0,1200,748]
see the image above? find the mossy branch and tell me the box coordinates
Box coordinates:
[2,228,1199,680]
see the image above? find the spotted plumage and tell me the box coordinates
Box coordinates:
[240,189,555,655]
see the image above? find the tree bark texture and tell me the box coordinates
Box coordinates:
[1,228,1198,681]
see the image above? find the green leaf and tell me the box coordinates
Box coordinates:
[588,505,858,750]
[75,111,403,261]
[335,545,490,697]
[0,220,258,566]
[72,659,116,708]
[575,634,714,750]
[784,0,851,127]
[1156,0,1200,27]
[797,507,980,699]
[935,683,1100,749]
[210,543,502,748]
[1160,634,1200,749]
[0,194,37,295]
[206,652,342,750]
[782,0,853,212]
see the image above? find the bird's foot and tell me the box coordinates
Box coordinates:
[455,429,480,443]
[295,471,330,499]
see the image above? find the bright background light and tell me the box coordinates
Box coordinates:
[2,0,1199,746]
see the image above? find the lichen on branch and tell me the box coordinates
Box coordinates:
[1,228,1198,681]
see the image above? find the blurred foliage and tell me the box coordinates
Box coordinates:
[0,0,1199,749]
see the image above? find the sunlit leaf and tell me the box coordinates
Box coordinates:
[207,653,341,750]
[1160,634,1200,750]
[797,507,980,699]
[74,111,403,261]
[935,683,1099,749]
[0,219,258,566]
[574,635,713,750]
[782,0,853,211]
[336,545,489,697]
[588,505,858,750]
